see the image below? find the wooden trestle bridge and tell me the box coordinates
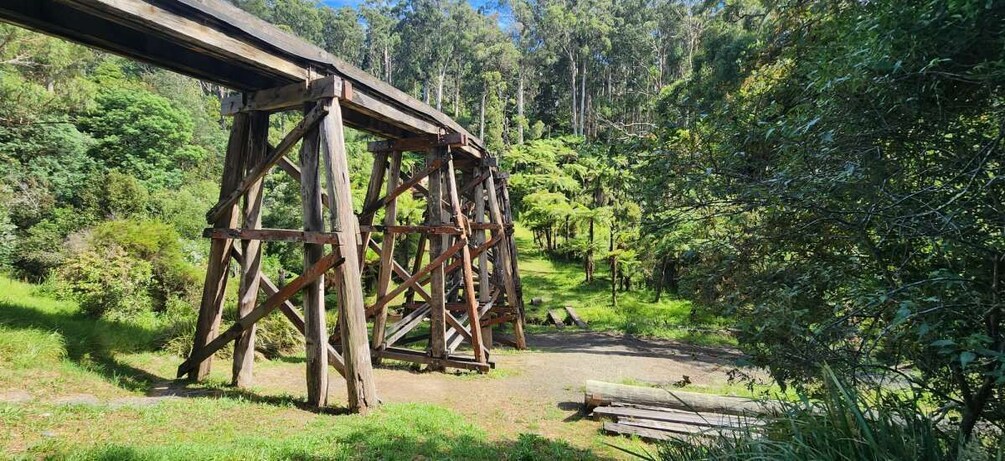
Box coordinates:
[0,0,526,413]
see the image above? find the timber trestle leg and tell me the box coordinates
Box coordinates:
[363,137,527,373]
[179,76,378,414]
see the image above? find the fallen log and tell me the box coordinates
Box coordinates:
[584,380,779,416]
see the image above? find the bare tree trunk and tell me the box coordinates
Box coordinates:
[479,89,486,141]
[517,72,525,144]
[383,44,391,82]
[454,70,461,119]
[580,59,587,137]
[436,67,445,110]
[569,50,578,135]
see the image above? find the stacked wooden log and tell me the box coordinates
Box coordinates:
[584,380,773,441]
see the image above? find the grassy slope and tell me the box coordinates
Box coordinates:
[513,225,734,346]
[0,277,597,460]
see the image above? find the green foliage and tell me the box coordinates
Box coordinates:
[81,87,200,189]
[635,368,1000,461]
[643,0,1005,440]
[100,170,149,219]
[89,219,201,310]
[56,244,153,319]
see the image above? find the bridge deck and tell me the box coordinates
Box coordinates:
[0,0,484,157]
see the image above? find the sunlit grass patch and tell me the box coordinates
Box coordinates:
[514,225,734,345]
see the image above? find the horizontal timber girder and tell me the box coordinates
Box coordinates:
[0,0,485,157]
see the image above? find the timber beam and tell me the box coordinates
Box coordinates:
[221,76,345,115]
[367,133,468,153]
[204,227,342,245]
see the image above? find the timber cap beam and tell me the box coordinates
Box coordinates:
[221,76,346,115]
[367,133,469,153]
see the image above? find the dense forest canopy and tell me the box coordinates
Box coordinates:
[0,0,1002,452]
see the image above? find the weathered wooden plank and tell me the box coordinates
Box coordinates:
[564,306,588,328]
[584,380,781,415]
[404,234,425,302]
[371,151,401,352]
[319,98,378,414]
[384,305,430,347]
[0,0,487,156]
[358,225,463,234]
[364,231,465,318]
[221,76,341,115]
[366,239,431,302]
[485,169,525,349]
[206,103,329,223]
[547,310,567,328]
[204,228,342,245]
[177,251,344,378]
[444,153,484,364]
[357,151,388,267]
[375,347,491,373]
[187,112,249,381]
[298,103,328,409]
[591,406,757,428]
[473,174,492,350]
[359,158,443,219]
[230,246,346,376]
[367,133,467,153]
[602,422,685,441]
[426,149,447,370]
[232,111,268,388]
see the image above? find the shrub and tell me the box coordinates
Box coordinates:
[57,243,152,319]
[89,219,201,310]
[101,170,149,219]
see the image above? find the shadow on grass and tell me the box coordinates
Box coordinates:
[0,300,165,392]
[0,296,343,413]
[53,414,610,460]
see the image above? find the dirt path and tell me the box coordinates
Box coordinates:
[253,331,745,446]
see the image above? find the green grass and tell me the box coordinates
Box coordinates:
[513,225,734,346]
[5,400,594,460]
[0,276,602,459]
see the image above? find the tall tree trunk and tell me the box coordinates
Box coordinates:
[383,44,391,82]
[569,50,578,135]
[436,67,445,110]
[517,72,525,144]
[580,59,587,137]
[454,70,461,119]
[479,89,486,141]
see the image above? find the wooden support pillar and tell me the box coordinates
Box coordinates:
[426,148,447,370]
[485,168,526,349]
[187,113,250,381]
[474,175,492,349]
[444,152,485,364]
[499,175,526,317]
[358,151,389,267]
[372,151,402,353]
[405,234,426,305]
[319,97,379,413]
[232,111,269,387]
[298,102,329,408]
